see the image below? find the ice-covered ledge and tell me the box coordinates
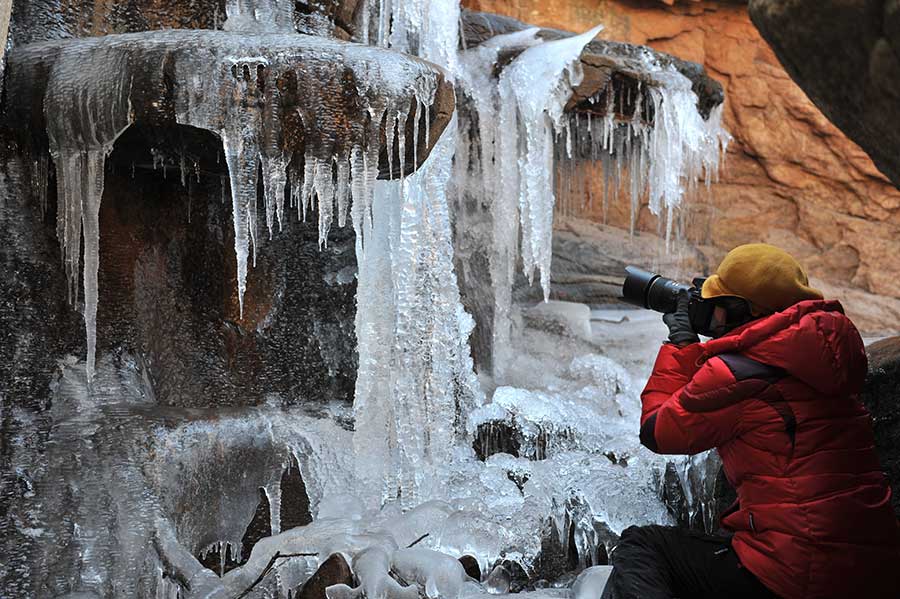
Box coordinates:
[460,9,724,120]
[3,30,455,181]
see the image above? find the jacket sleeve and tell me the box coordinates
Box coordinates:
[639,343,762,455]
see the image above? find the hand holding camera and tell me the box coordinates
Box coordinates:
[662,290,700,347]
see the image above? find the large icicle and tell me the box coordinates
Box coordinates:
[498,25,603,296]
[486,26,602,379]
[353,117,484,508]
[41,38,133,381]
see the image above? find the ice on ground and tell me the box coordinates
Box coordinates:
[572,565,613,599]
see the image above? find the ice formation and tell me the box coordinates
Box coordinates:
[497,25,605,297]
[224,0,296,33]
[554,66,730,241]
[453,27,730,379]
[352,119,484,507]
[20,31,446,380]
[6,0,733,596]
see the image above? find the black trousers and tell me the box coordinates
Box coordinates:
[600,525,780,599]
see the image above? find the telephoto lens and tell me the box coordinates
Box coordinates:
[622,266,693,314]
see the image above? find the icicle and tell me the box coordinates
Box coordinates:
[32,155,49,216]
[51,149,108,382]
[301,152,317,223]
[313,158,335,247]
[396,105,409,187]
[261,153,288,237]
[386,112,397,181]
[335,156,350,228]
[221,133,260,319]
[349,145,367,253]
[265,482,282,536]
[499,24,604,298]
[412,98,421,171]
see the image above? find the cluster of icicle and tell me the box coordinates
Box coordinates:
[352,117,483,508]
[554,71,730,242]
[454,25,608,378]
[36,29,441,382]
[455,27,730,379]
[351,0,484,508]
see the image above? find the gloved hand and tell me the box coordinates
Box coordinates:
[663,290,700,347]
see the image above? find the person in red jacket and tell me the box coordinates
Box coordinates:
[601,244,900,599]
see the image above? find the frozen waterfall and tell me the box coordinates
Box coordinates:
[1,0,733,596]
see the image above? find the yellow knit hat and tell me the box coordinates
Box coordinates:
[701,243,824,314]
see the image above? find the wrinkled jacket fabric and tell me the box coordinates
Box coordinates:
[640,299,900,599]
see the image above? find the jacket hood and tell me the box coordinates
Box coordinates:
[702,299,868,396]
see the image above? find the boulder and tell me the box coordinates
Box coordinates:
[862,336,900,517]
[748,0,900,190]
[297,553,354,599]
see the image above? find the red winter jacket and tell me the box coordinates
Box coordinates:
[640,299,900,599]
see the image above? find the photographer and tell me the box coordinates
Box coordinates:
[604,244,900,599]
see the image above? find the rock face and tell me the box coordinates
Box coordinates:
[748,0,900,190]
[463,0,900,332]
[862,336,900,518]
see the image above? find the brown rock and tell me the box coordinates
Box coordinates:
[458,554,482,580]
[297,553,354,599]
[748,0,900,190]
[862,336,900,518]
[463,0,900,331]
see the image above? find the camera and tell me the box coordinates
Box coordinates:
[621,266,716,337]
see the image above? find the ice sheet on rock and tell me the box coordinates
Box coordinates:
[392,548,469,599]
[223,0,296,33]
[524,451,672,563]
[468,353,639,460]
[327,546,419,599]
[572,565,613,599]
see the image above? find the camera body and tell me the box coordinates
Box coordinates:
[621,266,716,337]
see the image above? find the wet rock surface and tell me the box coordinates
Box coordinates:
[296,553,354,598]
[863,335,900,517]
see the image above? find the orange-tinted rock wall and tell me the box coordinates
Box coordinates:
[464,0,900,303]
